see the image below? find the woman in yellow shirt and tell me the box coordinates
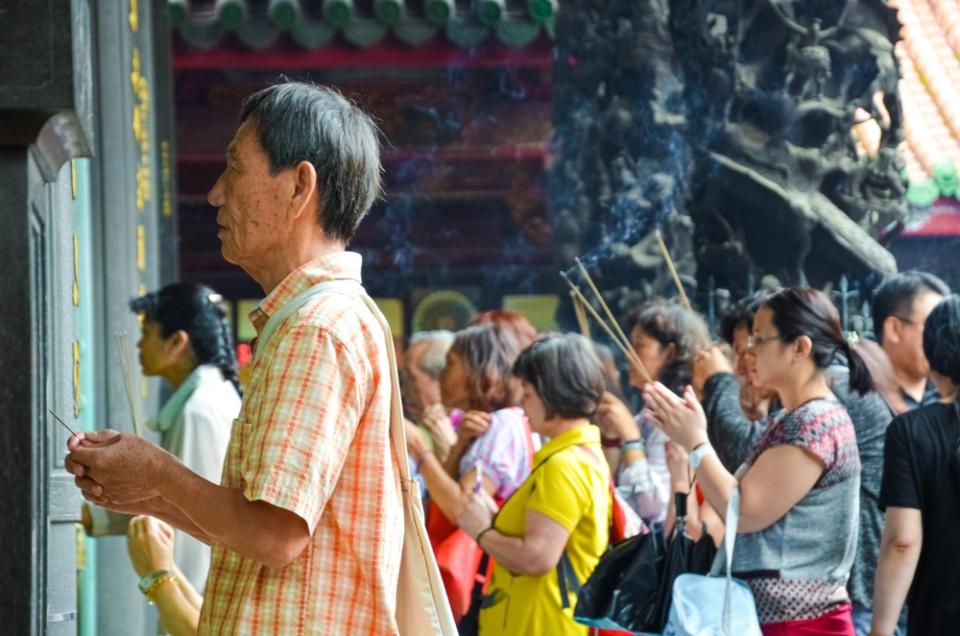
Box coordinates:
[458,333,612,635]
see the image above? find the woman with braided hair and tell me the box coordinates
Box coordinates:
[82,282,241,635]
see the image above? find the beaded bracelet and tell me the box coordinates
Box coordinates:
[143,573,176,605]
[620,439,646,453]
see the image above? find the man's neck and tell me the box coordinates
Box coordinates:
[894,367,928,403]
[247,238,346,294]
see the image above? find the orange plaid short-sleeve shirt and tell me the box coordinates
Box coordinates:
[198,251,404,635]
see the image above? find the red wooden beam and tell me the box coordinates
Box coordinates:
[901,198,960,237]
[173,39,553,71]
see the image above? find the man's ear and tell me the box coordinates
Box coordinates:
[883,315,902,346]
[290,160,318,220]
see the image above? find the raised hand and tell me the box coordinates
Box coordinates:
[457,489,498,540]
[642,383,709,452]
[420,403,457,461]
[595,391,640,440]
[67,430,176,505]
[691,345,734,396]
[127,515,176,578]
[457,410,493,443]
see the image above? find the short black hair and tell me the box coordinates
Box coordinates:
[872,271,950,343]
[923,295,960,385]
[239,81,382,244]
[718,291,771,345]
[513,334,606,420]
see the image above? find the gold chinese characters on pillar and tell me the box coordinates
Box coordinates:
[130,47,152,212]
[161,141,173,218]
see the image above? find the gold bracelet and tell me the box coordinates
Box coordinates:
[144,573,176,605]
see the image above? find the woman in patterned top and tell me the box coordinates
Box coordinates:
[405,322,532,621]
[645,288,871,636]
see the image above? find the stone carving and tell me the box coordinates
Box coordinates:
[552,0,905,315]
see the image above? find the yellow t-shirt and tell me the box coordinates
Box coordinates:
[479,425,611,636]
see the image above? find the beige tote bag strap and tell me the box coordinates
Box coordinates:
[358,294,457,636]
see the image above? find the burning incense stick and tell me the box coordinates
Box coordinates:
[655,229,692,310]
[561,273,652,382]
[49,410,79,438]
[114,330,142,436]
[574,257,636,356]
[570,290,591,339]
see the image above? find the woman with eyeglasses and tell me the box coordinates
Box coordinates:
[644,288,869,635]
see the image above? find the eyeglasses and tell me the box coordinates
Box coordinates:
[893,315,920,327]
[746,334,782,349]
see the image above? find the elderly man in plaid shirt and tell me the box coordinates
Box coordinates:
[67,82,406,634]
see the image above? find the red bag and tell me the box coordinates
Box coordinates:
[428,414,536,621]
[426,500,489,622]
[579,445,643,544]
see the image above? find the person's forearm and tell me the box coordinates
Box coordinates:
[602,447,621,474]
[97,498,212,545]
[663,480,690,538]
[478,529,553,576]
[703,374,763,471]
[157,459,308,569]
[871,537,921,634]
[170,563,204,610]
[420,452,470,523]
[693,454,738,527]
[618,447,646,468]
[147,499,212,545]
[151,577,201,636]
[442,439,470,479]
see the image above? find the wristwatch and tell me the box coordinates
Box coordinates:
[138,569,171,595]
[688,443,716,470]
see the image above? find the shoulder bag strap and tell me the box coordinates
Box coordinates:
[254,279,361,360]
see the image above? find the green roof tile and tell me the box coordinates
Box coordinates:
[171,0,553,50]
[269,0,300,28]
[324,0,353,28]
[425,0,453,25]
[169,0,187,25]
[476,0,504,26]
[216,0,245,28]
[375,0,404,25]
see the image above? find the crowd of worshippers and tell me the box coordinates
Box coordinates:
[397,271,959,636]
[115,270,959,636]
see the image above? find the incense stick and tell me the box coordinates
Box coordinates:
[574,257,636,355]
[114,330,142,436]
[49,410,79,438]
[570,290,591,339]
[571,258,653,381]
[561,273,653,382]
[655,229,692,310]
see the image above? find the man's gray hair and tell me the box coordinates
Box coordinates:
[239,81,382,244]
[409,330,455,379]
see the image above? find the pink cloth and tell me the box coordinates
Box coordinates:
[761,604,855,636]
[458,407,531,501]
